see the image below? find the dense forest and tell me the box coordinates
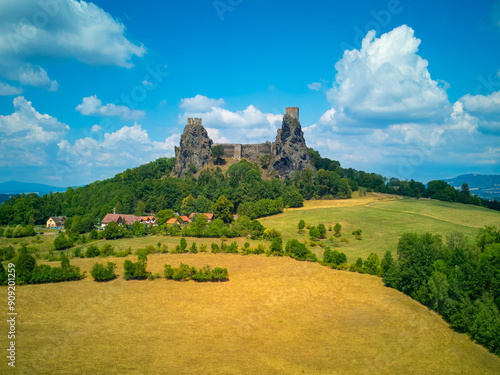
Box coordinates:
[381,227,500,355]
[0,149,498,230]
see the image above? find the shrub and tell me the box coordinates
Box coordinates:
[254,243,266,255]
[123,258,148,280]
[285,239,310,261]
[211,243,221,254]
[317,224,327,239]
[340,237,349,244]
[115,247,132,257]
[309,226,320,241]
[363,253,380,275]
[54,233,72,250]
[334,223,342,237]
[323,247,347,266]
[190,242,198,254]
[211,267,229,281]
[172,263,196,281]
[199,244,208,252]
[267,236,283,256]
[99,243,115,257]
[225,241,238,254]
[352,229,362,240]
[85,245,100,258]
[180,238,188,253]
[90,262,116,282]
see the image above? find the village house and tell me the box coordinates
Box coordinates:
[166,218,179,226]
[100,214,140,229]
[139,216,157,225]
[46,216,67,229]
[188,213,214,223]
[179,215,191,224]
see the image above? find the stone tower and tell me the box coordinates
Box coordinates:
[173,118,213,177]
[285,107,299,121]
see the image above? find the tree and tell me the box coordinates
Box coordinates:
[212,144,225,165]
[298,220,305,233]
[180,237,188,253]
[60,253,70,271]
[285,239,309,260]
[363,253,380,275]
[211,195,234,223]
[103,221,124,240]
[90,262,116,282]
[352,229,362,240]
[54,233,72,250]
[269,236,283,256]
[334,223,342,237]
[260,154,270,169]
[309,226,320,241]
[460,183,471,204]
[317,224,327,239]
[16,253,37,283]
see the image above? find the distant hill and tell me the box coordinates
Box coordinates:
[0,180,70,195]
[444,174,500,200]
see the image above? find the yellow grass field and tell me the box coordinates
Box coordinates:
[2,253,500,374]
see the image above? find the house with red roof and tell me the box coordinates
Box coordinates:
[100,214,140,229]
[166,218,179,225]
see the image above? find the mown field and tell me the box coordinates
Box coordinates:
[1,194,500,374]
[260,193,500,260]
[2,253,500,374]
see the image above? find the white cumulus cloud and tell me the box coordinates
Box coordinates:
[179,104,283,142]
[0,82,22,96]
[180,94,225,112]
[76,95,145,120]
[328,25,450,123]
[57,123,178,168]
[0,96,69,166]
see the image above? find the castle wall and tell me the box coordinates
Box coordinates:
[213,142,272,163]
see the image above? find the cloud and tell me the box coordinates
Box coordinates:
[307,82,322,91]
[180,94,225,112]
[57,123,179,168]
[327,25,450,123]
[0,96,69,166]
[206,128,229,143]
[0,82,22,96]
[7,65,58,91]
[460,91,500,117]
[76,95,145,120]
[0,0,145,93]
[90,124,101,132]
[0,0,146,68]
[179,104,283,142]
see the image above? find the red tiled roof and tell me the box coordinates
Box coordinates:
[189,213,196,219]
[204,213,214,220]
[180,215,190,222]
[101,214,139,225]
[166,218,178,224]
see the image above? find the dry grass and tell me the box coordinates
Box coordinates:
[2,253,500,374]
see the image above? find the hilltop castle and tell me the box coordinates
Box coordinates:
[173,107,315,179]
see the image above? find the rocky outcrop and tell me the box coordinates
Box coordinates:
[173,123,213,177]
[269,114,315,179]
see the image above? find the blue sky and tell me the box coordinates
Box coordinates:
[0,0,499,187]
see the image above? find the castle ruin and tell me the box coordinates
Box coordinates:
[173,107,315,179]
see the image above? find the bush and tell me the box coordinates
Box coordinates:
[285,239,310,261]
[123,258,148,280]
[334,223,342,237]
[115,247,132,257]
[323,247,347,266]
[352,229,362,240]
[268,236,283,256]
[99,243,115,257]
[211,243,221,254]
[340,237,349,244]
[54,233,72,250]
[90,262,116,282]
[317,224,327,239]
[190,242,198,254]
[85,245,100,258]
[199,244,208,253]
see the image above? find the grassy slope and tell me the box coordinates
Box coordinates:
[2,253,500,374]
[1,194,500,374]
[260,192,500,261]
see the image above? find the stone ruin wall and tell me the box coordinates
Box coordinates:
[213,142,272,163]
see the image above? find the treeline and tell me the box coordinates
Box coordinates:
[307,148,499,211]
[0,252,84,285]
[378,227,500,355]
[0,159,303,228]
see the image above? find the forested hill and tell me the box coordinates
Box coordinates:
[444,174,500,200]
[1,149,498,229]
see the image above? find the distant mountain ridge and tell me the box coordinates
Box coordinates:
[0,180,70,195]
[443,174,500,200]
